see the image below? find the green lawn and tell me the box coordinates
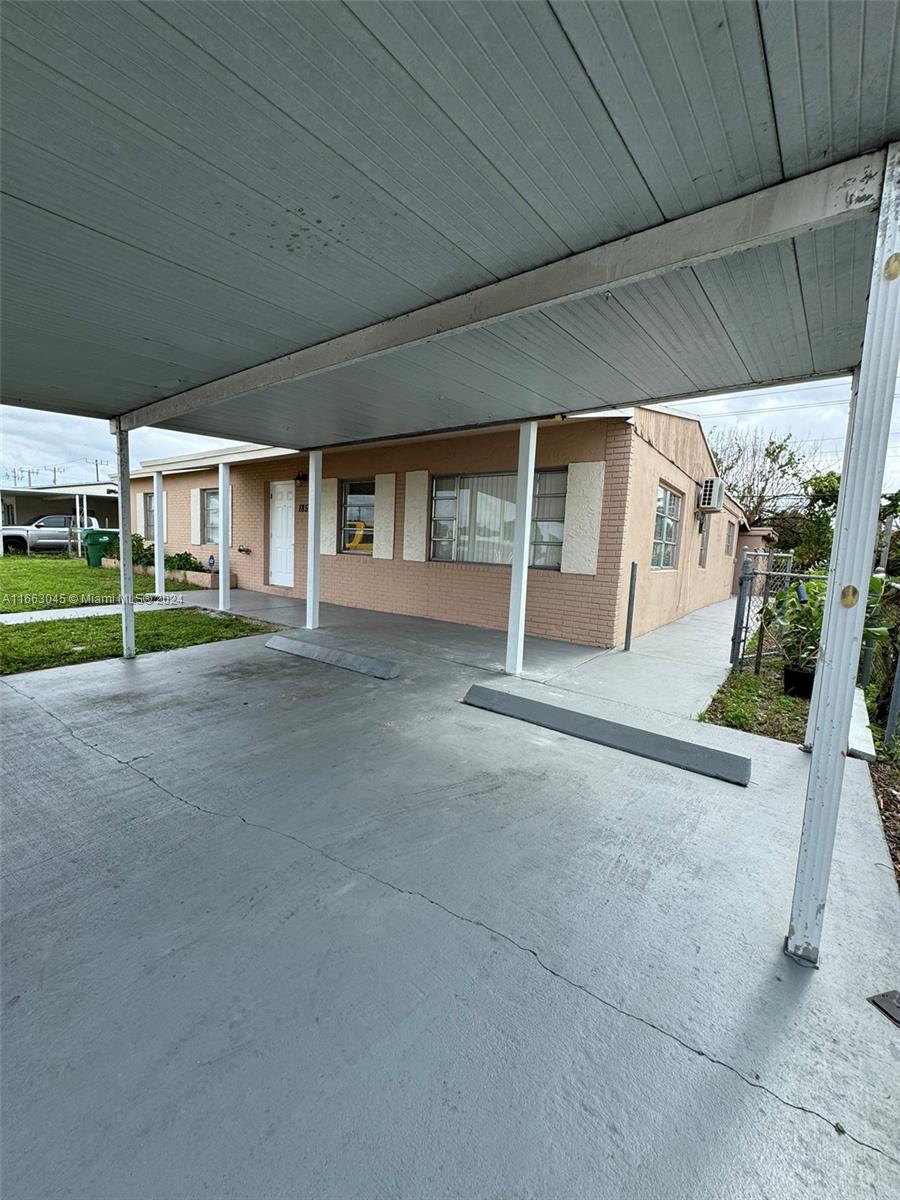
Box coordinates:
[0,555,200,613]
[700,657,809,743]
[0,609,271,675]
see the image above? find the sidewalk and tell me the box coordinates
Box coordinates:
[0,600,181,626]
[536,598,736,720]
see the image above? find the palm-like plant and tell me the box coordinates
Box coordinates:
[764,575,889,674]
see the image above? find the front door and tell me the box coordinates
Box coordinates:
[268,482,295,587]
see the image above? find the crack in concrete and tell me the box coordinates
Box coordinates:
[6,677,898,1169]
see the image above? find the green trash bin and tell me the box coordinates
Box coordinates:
[82,528,117,568]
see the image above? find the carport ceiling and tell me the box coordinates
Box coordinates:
[1,1,898,448]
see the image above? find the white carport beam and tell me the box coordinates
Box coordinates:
[117,151,885,433]
[306,450,322,630]
[506,422,538,676]
[218,462,230,612]
[786,142,900,967]
[153,471,165,595]
[114,419,135,659]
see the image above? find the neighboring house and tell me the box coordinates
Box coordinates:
[130,409,752,646]
[0,482,119,528]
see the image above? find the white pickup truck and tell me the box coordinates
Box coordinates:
[2,514,100,554]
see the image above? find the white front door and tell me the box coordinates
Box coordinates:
[269,481,294,586]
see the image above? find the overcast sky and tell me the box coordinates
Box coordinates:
[2,374,898,492]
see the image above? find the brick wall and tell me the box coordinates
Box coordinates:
[133,422,629,646]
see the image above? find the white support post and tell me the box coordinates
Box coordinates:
[786,142,900,967]
[218,462,230,612]
[0,491,4,556]
[306,450,322,630]
[75,494,83,556]
[153,471,165,595]
[114,420,135,659]
[505,421,538,675]
[803,369,859,750]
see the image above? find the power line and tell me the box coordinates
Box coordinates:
[678,398,852,419]
[1,456,113,486]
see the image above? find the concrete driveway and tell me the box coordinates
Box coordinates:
[2,611,898,1199]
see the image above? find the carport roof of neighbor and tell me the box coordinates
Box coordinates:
[1,1,898,446]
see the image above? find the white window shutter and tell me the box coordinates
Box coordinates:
[190,488,201,545]
[373,474,395,559]
[560,462,605,575]
[134,490,145,537]
[320,478,338,555]
[403,471,428,561]
[162,493,168,543]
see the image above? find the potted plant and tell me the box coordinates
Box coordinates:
[765,575,889,699]
[770,579,825,697]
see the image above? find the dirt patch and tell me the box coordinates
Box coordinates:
[869,761,900,888]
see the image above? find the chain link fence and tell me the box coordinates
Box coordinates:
[729,551,825,675]
[729,550,900,747]
[860,587,900,745]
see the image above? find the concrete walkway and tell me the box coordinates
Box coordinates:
[188,587,735,719]
[0,600,181,625]
[2,627,897,1199]
[536,598,735,720]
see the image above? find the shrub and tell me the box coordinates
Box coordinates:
[764,575,889,671]
[105,533,154,567]
[164,551,205,571]
[104,538,205,573]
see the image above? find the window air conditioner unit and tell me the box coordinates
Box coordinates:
[698,478,726,512]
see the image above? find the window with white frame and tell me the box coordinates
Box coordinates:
[651,484,682,568]
[430,469,568,569]
[341,480,375,554]
[201,488,219,543]
[143,492,155,537]
[725,520,736,556]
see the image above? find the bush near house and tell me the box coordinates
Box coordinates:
[106,534,206,573]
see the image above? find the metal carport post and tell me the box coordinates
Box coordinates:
[305,450,322,631]
[505,421,537,675]
[786,142,900,966]
[112,418,135,659]
[218,462,230,612]
[152,471,165,596]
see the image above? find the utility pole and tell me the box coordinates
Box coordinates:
[879,514,894,571]
[94,458,100,482]
[26,469,32,487]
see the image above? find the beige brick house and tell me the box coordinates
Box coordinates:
[131,408,747,647]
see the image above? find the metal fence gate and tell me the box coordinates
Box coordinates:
[729,550,825,673]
